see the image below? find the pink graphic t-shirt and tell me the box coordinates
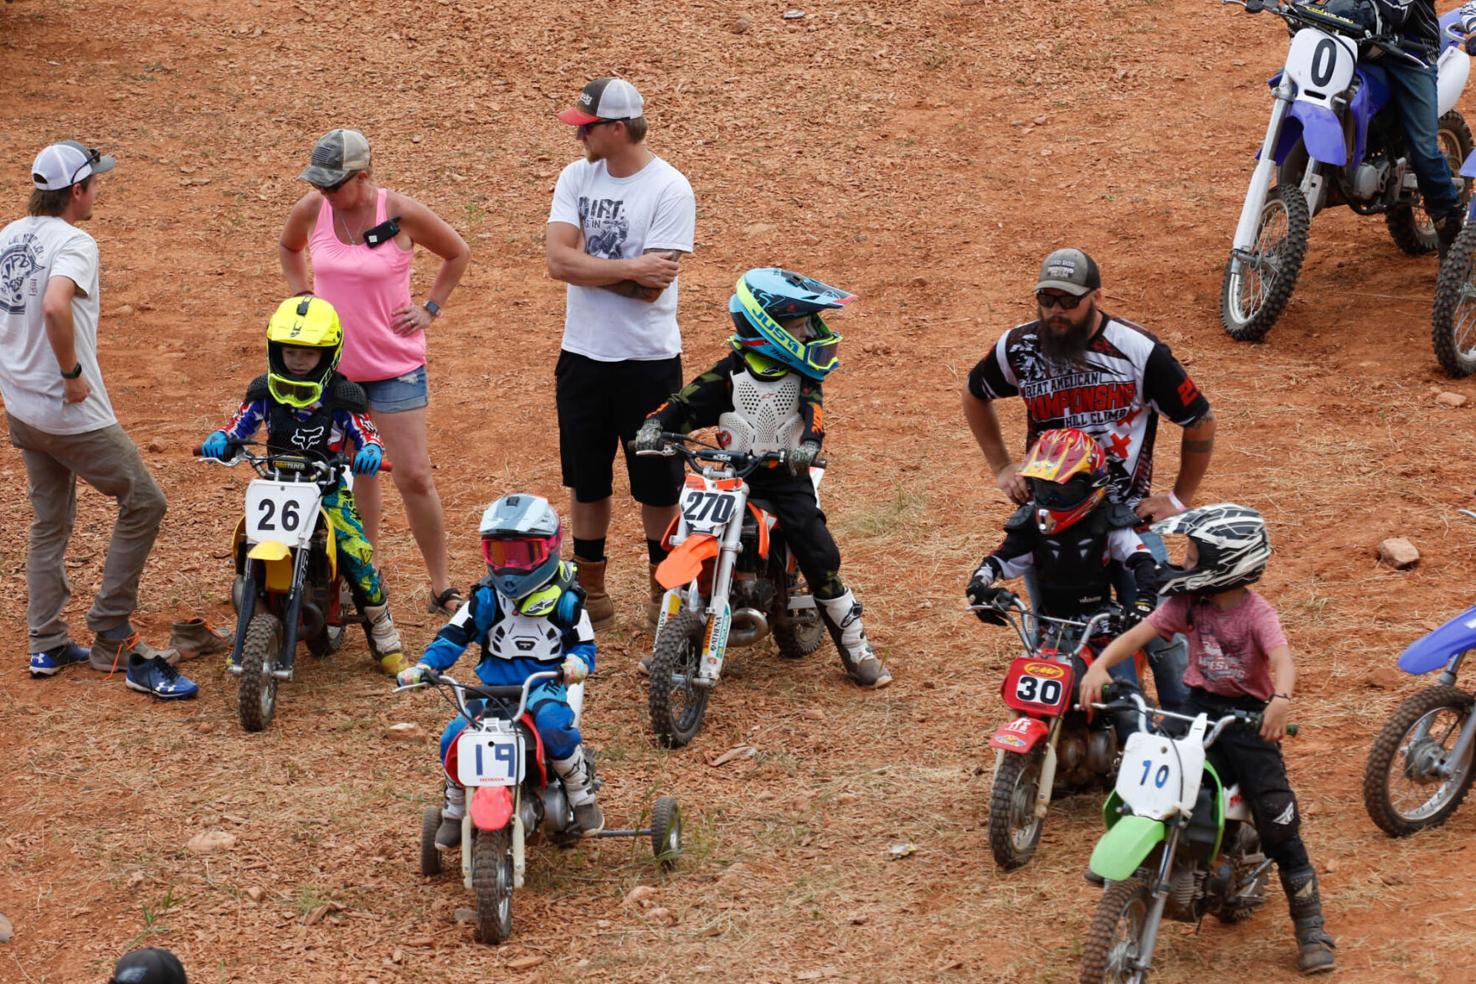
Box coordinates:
[1147,590,1287,701]
[308,189,420,383]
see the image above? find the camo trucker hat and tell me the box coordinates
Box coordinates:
[557,78,645,124]
[32,140,115,190]
[298,128,372,187]
[1035,248,1102,297]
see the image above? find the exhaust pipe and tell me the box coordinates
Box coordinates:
[728,607,770,647]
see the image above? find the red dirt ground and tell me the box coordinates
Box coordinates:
[3,0,1476,981]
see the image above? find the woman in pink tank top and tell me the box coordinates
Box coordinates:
[279,128,471,615]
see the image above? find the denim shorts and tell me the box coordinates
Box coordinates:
[359,365,428,413]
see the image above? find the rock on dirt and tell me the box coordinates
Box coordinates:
[709,744,757,767]
[1436,391,1468,408]
[186,830,236,855]
[453,907,475,924]
[1376,538,1420,570]
[507,954,545,970]
[387,722,422,740]
[0,912,12,944]
[732,16,751,32]
[245,886,264,903]
[625,884,659,907]
[643,906,677,926]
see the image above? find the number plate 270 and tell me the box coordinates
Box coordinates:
[681,487,737,531]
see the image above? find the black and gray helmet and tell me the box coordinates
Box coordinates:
[1151,503,1271,596]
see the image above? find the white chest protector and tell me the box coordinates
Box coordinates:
[718,371,804,454]
[487,609,565,663]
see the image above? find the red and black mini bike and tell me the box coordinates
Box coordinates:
[973,590,1145,869]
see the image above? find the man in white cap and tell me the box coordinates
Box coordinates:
[545,77,696,633]
[0,140,196,698]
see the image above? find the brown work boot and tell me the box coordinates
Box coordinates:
[646,563,663,628]
[90,631,179,674]
[168,618,232,661]
[574,557,615,631]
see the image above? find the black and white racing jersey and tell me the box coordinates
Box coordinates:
[968,313,1211,507]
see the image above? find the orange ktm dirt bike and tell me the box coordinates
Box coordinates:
[636,433,828,747]
[195,442,388,731]
[402,669,682,945]
[971,590,1147,870]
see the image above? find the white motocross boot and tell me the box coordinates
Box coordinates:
[436,782,465,849]
[818,591,892,688]
[361,601,409,676]
[551,746,604,834]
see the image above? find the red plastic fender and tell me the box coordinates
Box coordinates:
[988,716,1049,754]
[470,785,514,831]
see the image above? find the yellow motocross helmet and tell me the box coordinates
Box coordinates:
[266,295,344,408]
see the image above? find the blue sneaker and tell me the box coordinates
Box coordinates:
[125,654,199,700]
[29,642,90,677]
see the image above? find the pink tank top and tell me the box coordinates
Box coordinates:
[308,189,422,383]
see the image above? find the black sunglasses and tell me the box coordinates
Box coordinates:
[1036,290,1089,311]
[68,147,103,187]
[576,120,620,139]
[314,172,356,194]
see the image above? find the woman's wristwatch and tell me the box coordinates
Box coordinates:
[423,299,441,319]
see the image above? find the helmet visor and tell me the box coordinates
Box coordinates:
[267,373,325,408]
[1031,476,1095,511]
[481,534,556,575]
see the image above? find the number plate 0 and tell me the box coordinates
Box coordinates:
[245,480,322,547]
[455,730,524,787]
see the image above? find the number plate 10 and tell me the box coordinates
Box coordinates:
[1001,657,1073,715]
[245,480,322,548]
[456,730,524,787]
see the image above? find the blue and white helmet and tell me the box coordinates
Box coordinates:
[479,494,563,602]
[728,268,854,380]
[1151,503,1271,596]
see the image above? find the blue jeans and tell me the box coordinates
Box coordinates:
[1113,532,1190,713]
[358,365,429,413]
[1385,58,1461,216]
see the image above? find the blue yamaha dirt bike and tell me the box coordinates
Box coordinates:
[1079,691,1297,984]
[1363,515,1476,834]
[1221,0,1473,342]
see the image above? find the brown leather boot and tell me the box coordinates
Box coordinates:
[169,618,233,661]
[646,563,663,628]
[575,557,615,631]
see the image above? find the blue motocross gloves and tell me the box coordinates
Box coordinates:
[200,431,230,460]
[353,443,383,476]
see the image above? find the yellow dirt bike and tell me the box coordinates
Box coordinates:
[196,442,384,731]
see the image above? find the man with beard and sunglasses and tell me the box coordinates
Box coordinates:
[962,248,1216,710]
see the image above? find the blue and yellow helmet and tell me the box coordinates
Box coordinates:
[728,268,854,381]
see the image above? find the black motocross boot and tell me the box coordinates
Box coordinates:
[1436,208,1465,261]
[1281,865,1336,974]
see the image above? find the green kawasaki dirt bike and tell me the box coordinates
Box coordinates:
[1080,690,1297,984]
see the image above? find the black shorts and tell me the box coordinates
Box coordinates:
[556,350,684,506]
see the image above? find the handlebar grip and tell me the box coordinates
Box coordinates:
[191,447,203,457]
[1285,723,1299,737]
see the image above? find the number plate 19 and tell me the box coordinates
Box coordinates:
[455,730,524,787]
[244,480,322,547]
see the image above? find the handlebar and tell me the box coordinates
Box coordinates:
[394,668,563,726]
[970,589,1125,659]
[633,431,826,478]
[193,441,392,479]
[1091,688,1298,742]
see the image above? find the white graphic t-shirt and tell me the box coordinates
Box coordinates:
[0,215,116,434]
[548,155,696,362]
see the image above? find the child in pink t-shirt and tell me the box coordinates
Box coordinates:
[1079,504,1334,976]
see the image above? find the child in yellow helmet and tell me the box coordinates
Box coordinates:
[199,296,409,676]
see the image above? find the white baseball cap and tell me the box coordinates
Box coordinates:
[32,140,116,191]
[557,78,645,125]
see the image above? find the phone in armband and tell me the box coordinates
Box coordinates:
[362,216,402,248]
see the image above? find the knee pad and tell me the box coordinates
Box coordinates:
[1253,789,1302,850]
[531,699,582,760]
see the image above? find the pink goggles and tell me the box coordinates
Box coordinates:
[481,535,556,573]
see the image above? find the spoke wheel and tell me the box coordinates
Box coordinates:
[1432,222,1476,376]
[1220,184,1309,342]
[1081,877,1152,984]
[472,826,514,944]
[1389,111,1474,255]
[236,612,281,733]
[1363,685,1476,836]
[988,746,1045,870]
[648,610,711,748]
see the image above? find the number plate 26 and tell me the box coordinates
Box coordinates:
[681,484,738,534]
[455,730,525,788]
[245,480,322,547]
[1001,657,1073,715]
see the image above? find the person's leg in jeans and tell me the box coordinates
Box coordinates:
[1386,58,1462,232]
[11,425,79,653]
[1114,532,1189,711]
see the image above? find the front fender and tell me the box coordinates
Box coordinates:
[470,785,513,831]
[1088,814,1165,883]
[1399,603,1476,675]
[1288,101,1346,166]
[656,532,719,589]
[988,716,1049,753]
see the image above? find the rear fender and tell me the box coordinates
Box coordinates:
[1399,603,1476,675]
[989,716,1049,753]
[470,786,513,831]
[745,503,772,559]
[1088,814,1165,882]
[656,532,719,589]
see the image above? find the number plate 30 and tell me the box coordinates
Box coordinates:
[245,480,322,547]
[1001,657,1073,715]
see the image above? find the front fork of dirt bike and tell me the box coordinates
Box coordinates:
[1034,714,1066,820]
[1231,81,1293,267]
[695,489,749,686]
[1134,821,1185,977]
[273,545,312,680]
